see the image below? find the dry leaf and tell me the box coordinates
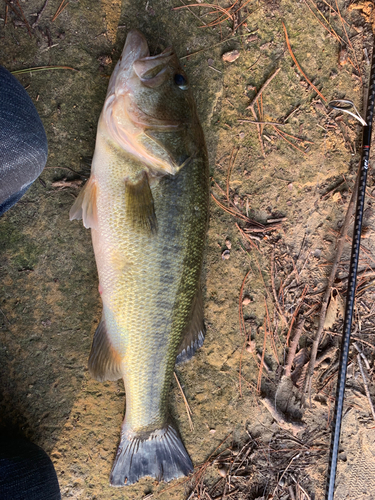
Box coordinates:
[222,50,240,63]
[324,291,339,329]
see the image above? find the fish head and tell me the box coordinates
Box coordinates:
[102,30,203,176]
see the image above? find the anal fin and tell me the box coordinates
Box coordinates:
[125,172,157,234]
[88,317,123,382]
[69,177,98,229]
[176,287,205,365]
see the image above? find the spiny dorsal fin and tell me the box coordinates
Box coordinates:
[125,172,157,234]
[88,317,123,382]
[69,177,98,230]
[176,287,205,365]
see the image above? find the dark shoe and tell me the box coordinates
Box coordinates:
[0,435,61,500]
[0,66,48,216]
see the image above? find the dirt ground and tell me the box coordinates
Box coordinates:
[2,0,375,498]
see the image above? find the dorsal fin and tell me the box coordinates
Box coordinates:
[176,287,205,365]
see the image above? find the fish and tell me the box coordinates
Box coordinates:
[69,30,209,486]
[0,66,47,216]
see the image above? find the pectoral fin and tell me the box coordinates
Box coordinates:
[69,177,98,229]
[88,317,123,382]
[125,172,157,234]
[176,288,205,364]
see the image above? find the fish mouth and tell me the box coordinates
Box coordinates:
[113,31,181,129]
[103,30,187,175]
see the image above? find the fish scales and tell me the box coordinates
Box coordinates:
[94,147,208,432]
[70,29,209,486]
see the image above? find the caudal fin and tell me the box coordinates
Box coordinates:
[110,424,193,486]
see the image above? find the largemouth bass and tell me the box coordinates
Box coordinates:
[70,30,209,486]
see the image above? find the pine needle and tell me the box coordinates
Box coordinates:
[174,372,194,431]
[282,21,327,102]
[11,65,78,74]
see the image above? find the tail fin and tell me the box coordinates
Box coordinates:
[110,424,193,486]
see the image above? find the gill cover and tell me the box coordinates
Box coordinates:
[102,30,192,176]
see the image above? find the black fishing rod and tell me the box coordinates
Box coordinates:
[326,45,375,500]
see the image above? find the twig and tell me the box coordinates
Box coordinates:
[211,193,250,222]
[272,125,307,155]
[334,0,362,84]
[52,0,69,21]
[32,0,49,28]
[4,0,31,36]
[226,147,239,202]
[179,33,251,60]
[236,224,260,251]
[179,0,207,25]
[282,21,327,102]
[272,453,301,496]
[14,0,32,36]
[260,397,305,436]
[238,119,285,125]
[174,371,194,431]
[245,68,280,158]
[284,318,305,377]
[357,355,375,422]
[302,171,359,405]
[11,66,78,74]
[257,319,267,392]
[286,285,308,346]
[302,0,345,46]
[246,67,281,111]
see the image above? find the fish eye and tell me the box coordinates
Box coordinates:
[174,73,188,90]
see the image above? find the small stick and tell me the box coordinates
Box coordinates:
[174,372,194,431]
[282,22,327,102]
[179,33,252,60]
[302,171,359,405]
[272,453,301,496]
[302,0,345,46]
[257,319,267,392]
[52,0,68,21]
[286,285,308,346]
[178,0,207,26]
[238,119,286,125]
[334,0,362,84]
[246,67,281,111]
[260,397,305,436]
[32,0,49,28]
[250,106,265,157]
[211,193,249,222]
[246,68,281,158]
[357,355,375,422]
[272,125,307,155]
[11,66,78,74]
[284,318,305,377]
[226,147,239,202]
[14,0,32,36]
[236,223,259,250]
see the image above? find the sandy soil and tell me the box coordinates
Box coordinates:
[2,0,375,499]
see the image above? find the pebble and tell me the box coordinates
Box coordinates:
[222,50,240,63]
[246,340,256,353]
[225,239,232,249]
[242,296,251,306]
[222,249,230,260]
[218,467,227,478]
